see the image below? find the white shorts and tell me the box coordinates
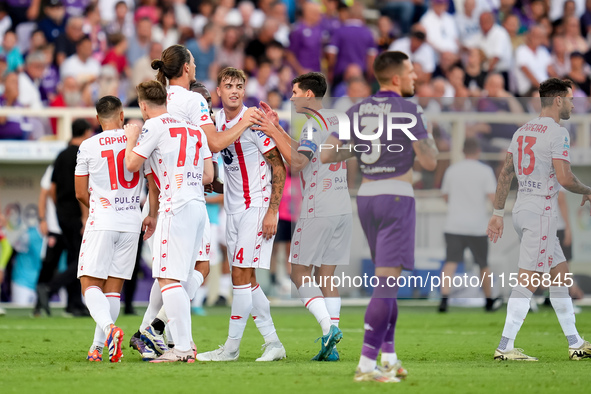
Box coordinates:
[226,207,275,269]
[513,210,566,273]
[152,201,207,282]
[290,214,352,267]
[78,230,139,280]
[196,214,211,262]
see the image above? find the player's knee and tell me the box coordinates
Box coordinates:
[195,261,210,278]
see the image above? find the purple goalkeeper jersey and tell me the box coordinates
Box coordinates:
[333,90,429,180]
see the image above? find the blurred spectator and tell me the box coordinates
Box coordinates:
[37,119,94,316]
[127,16,152,67]
[379,0,417,36]
[457,0,482,47]
[502,12,526,50]
[432,50,459,81]
[60,35,100,83]
[390,25,436,80]
[495,0,529,29]
[320,0,342,41]
[18,51,46,109]
[37,0,66,43]
[333,77,371,112]
[331,63,363,97]
[567,51,591,95]
[54,16,85,66]
[326,2,377,88]
[549,0,585,23]
[2,0,36,27]
[420,0,459,55]
[376,15,396,52]
[514,25,552,96]
[276,64,293,99]
[0,72,31,139]
[192,0,215,37]
[463,47,488,94]
[105,1,134,39]
[550,35,571,78]
[101,32,128,75]
[245,17,281,75]
[26,29,47,56]
[246,59,278,103]
[287,1,323,74]
[0,4,11,43]
[186,22,216,86]
[553,0,578,34]
[270,0,290,47]
[93,64,120,102]
[152,6,179,49]
[563,15,588,53]
[83,2,107,63]
[581,0,591,39]
[0,30,23,72]
[466,11,512,89]
[172,0,192,38]
[215,25,244,71]
[49,76,92,133]
[100,0,134,24]
[129,40,161,102]
[448,64,468,97]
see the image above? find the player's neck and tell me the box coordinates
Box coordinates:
[304,100,323,116]
[539,109,560,123]
[223,104,243,121]
[100,122,123,131]
[169,77,189,90]
[145,106,168,120]
[378,85,402,96]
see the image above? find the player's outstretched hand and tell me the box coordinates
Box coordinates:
[124,123,141,141]
[252,110,278,138]
[259,101,280,127]
[581,194,591,215]
[262,210,278,240]
[142,216,157,240]
[487,216,504,243]
[204,183,214,194]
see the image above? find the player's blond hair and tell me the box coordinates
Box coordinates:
[136,80,167,106]
[217,67,246,86]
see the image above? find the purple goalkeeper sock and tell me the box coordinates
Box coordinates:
[361,277,395,360]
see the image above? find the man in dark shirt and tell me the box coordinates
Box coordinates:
[37,119,93,316]
[54,16,85,66]
[244,18,282,76]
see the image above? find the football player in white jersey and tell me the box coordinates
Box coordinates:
[124,80,214,363]
[74,96,145,362]
[197,67,287,362]
[488,78,591,361]
[251,72,351,361]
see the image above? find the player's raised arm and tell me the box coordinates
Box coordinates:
[412,136,438,171]
[553,159,591,213]
[124,123,145,172]
[200,113,256,153]
[262,147,286,240]
[487,152,515,242]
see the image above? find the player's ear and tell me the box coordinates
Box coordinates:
[216,86,221,97]
[119,110,124,123]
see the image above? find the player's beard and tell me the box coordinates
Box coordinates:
[560,106,572,120]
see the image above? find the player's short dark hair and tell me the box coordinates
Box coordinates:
[373,51,409,85]
[217,67,246,86]
[151,44,191,86]
[189,81,210,97]
[463,137,480,155]
[95,96,122,119]
[292,72,327,98]
[137,80,167,106]
[72,118,92,138]
[539,78,573,107]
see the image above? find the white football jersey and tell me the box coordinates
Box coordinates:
[215,105,277,214]
[133,113,212,214]
[166,85,214,129]
[75,129,143,232]
[508,116,571,217]
[297,109,351,218]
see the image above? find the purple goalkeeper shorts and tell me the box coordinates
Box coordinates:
[356,194,415,270]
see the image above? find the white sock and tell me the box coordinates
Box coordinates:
[160,283,192,352]
[498,285,532,351]
[251,284,280,343]
[219,274,232,299]
[192,284,208,308]
[184,270,205,300]
[325,297,341,328]
[381,352,398,366]
[226,284,252,352]
[140,280,163,331]
[155,306,168,325]
[92,292,120,347]
[84,286,113,336]
[298,282,331,335]
[358,355,377,373]
[550,286,584,348]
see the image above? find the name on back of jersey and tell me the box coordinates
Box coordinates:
[99,136,127,145]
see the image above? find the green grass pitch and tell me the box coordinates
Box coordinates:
[0,304,589,393]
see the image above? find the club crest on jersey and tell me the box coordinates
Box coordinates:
[221,148,234,165]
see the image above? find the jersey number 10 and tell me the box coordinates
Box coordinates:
[517,135,536,176]
[101,149,140,190]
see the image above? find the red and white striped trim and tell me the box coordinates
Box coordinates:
[105,293,121,298]
[251,284,260,292]
[161,284,183,293]
[305,296,323,308]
